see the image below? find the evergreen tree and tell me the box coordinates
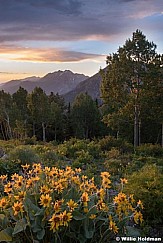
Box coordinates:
[71,93,101,139]
[27,87,50,141]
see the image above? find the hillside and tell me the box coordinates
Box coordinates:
[63,70,103,103]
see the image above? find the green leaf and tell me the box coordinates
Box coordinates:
[96,215,107,221]
[73,211,86,221]
[0,228,12,242]
[87,206,97,216]
[37,229,45,240]
[0,214,5,220]
[126,226,141,237]
[77,234,87,243]
[35,207,45,216]
[83,218,94,239]
[13,218,27,235]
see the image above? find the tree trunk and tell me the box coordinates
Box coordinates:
[42,122,46,142]
[54,126,57,141]
[134,105,139,147]
[33,122,36,136]
[161,122,163,147]
[5,116,12,139]
[0,123,6,140]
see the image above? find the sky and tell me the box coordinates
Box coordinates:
[0,0,163,83]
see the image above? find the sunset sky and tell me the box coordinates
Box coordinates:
[0,0,163,83]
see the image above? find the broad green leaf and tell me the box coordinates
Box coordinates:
[35,208,45,216]
[0,228,12,242]
[126,226,141,237]
[0,214,5,220]
[83,218,94,239]
[37,229,45,240]
[73,211,86,221]
[13,218,27,235]
[77,233,87,243]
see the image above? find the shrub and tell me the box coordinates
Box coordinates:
[57,139,101,160]
[135,144,163,157]
[0,165,143,242]
[23,136,37,145]
[104,148,133,179]
[0,159,21,177]
[98,136,133,153]
[124,164,163,226]
[9,146,40,165]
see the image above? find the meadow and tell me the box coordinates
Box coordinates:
[0,137,163,242]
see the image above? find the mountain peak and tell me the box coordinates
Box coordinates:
[0,70,89,95]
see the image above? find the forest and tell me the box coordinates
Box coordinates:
[0,30,163,146]
[0,30,163,242]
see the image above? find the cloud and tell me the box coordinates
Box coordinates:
[0,0,162,58]
[0,71,28,74]
[0,44,104,62]
[0,0,162,44]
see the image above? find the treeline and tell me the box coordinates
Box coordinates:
[0,30,163,145]
[0,88,107,142]
[0,82,162,145]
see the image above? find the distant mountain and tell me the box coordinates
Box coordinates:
[0,70,88,95]
[63,71,102,103]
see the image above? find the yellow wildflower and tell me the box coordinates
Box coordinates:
[26,178,33,188]
[49,214,63,232]
[54,200,64,213]
[97,188,105,200]
[67,199,78,211]
[4,182,12,194]
[0,197,8,209]
[0,175,7,182]
[101,172,111,178]
[40,194,52,208]
[97,199,108,211]
[120,178,128,184]
[14,191,26,201]
[129,194,135,203]
[81,192,89,203]
[12,201,24,216]
[40,185,52,194]
[134,211,143,224]
[11,173,20,181]
[21,164,30,170]
[101,177,111,189]
[14,177,24,189]
[75,168,81,173]
[109,220,119,234]
[137,200,144,209]
[61,210,72,226]
[89,214,97,219]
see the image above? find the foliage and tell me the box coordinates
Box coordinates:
[23,136,37,145]
[101,29,163,146]
[0,165,143,242]
[0,159,21,177]
[9,146,40,165]
[135,144,163,157]
[98,136,133,153]
[124,164,163,226]
[71,93,102,139]
[57,138,101,160]
[104,148,133,179]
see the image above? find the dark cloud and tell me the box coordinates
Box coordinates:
[0,0,162,44]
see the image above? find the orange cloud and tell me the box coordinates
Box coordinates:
[0,44,104,63]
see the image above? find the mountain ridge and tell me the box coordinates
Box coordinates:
[0,70,89,95]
